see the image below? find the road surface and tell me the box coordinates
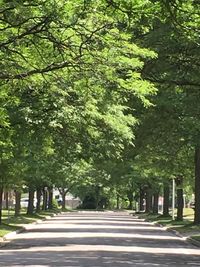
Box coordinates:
[0,211,200,266]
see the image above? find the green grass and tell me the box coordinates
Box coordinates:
[0,208,60,238]
[0,224,22,237]
[171,223,200,233]
[136,213,161,221]
[182,208,194,219]
[137,208,200,236]
[191,235,200,242]
[137,208,194,222]
[155,216,190,226]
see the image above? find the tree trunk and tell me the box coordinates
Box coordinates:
[149,194,153,211]
[176,188,183,221]
[95,185,100,209]
[5,191,9,210]
[139,187,145,212]
[0,187,3,224]
[36,189,42,212]
[128,198,133,210]
[153,192,159,214]
[42,188,48,210]
[194,147,200,224]
[116,193,120,209]
[48,187,53,210]
[15,191,21,216]
[61,191,66,210]
[127,191,134,210]
[145,187,152,213]
[163,184,170,216]
[27,188,35,215]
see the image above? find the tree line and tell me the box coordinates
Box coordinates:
[0,0,200,224]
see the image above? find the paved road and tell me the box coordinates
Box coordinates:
[1,211,200,267]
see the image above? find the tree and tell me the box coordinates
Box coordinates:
[4,0,200,224]
[133,0,200,222]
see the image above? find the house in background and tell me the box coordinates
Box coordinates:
[2,191,15,208]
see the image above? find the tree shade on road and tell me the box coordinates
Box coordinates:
[1,212,200,266]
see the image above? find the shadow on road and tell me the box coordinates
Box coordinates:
[0,212,200,267]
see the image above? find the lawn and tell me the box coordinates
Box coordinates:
[0,224,22,237]
[0,209,60,238]
[136,208,200,237]
[192,235,200,242]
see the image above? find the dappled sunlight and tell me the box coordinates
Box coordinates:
[1,212,200,266]
[2,250,199,267]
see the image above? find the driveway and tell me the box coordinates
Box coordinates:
[0,211,200,266]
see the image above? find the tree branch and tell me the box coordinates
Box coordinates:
[0,16,50,48]
[0,60,80,80]
[146,77,200,87]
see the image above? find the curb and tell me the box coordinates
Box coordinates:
[152,222,184,238]
[164,226,184,238]
[0,226,26,248]
[187,237,200,247]
[0,212,60,248]
[154,221,200,247]
[0,227,25,248]
[130,214,200,248]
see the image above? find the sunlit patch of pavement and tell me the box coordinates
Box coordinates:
[1,244,200,255]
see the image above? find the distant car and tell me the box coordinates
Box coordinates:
[55,195,62,206]
[190,202,195,210]
[20,198,37,208]
[20,198,29,208]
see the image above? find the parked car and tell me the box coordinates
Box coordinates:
[20,198,37,208]
[190,202,195,210]
[55,195,62,206]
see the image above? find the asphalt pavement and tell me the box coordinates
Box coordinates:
[0,211,200,267]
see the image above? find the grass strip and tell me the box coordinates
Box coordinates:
[137,211,200,236]
[191,236,200,242]
[0,208,60,238]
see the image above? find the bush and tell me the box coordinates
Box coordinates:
[79,195,97,209]
[52,198,59,209]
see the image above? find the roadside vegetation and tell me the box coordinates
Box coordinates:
[0,208,60,237]
[137,208,200,242]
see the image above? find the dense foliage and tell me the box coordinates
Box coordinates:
[0,0,200,223]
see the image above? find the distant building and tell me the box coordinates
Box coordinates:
[2,191,15,208]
